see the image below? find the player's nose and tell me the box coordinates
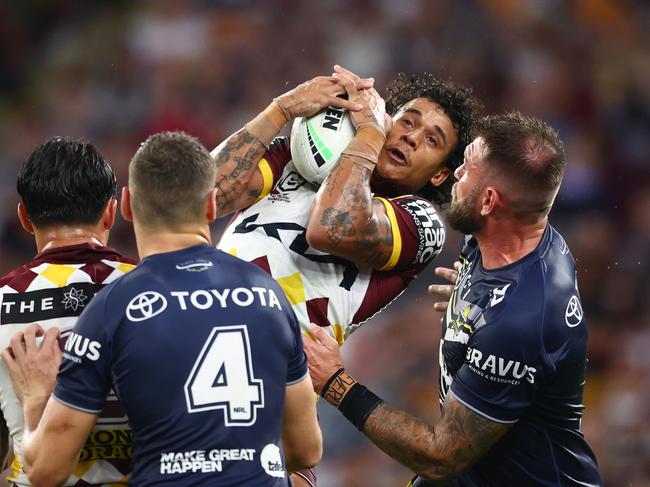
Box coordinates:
[454,163,465,180]
[401,130,417,149]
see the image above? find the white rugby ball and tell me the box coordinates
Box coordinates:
[290,106,355,185]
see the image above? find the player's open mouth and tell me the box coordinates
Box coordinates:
[388,148,408,165]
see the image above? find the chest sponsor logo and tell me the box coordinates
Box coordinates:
[565,295,583,327]
[0,282,103,324]
[63,331,102,362]
[61,287,88,311]
[465,346,536,385]
[397,199,445,264]
[126,291,168,322]
[126,287,285,322]
[159,448,256,475]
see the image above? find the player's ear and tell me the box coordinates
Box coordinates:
[17,202,34,235]
[120,187,133,222]
[430,166,451,187]
[206,188,218,223]
[102,198,117,230]
[480,186,500,216]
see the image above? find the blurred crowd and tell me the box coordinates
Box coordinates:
[0,0,648,485]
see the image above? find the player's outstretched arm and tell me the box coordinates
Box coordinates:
[282,374,323,473]
[363,394,510,484]
[22,399,97,487]
[307,66,395,269]
[304,323,511,484]
[212,75,371,218]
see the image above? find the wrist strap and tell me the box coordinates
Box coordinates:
[355,126,385,154]
[321,368,384,431]
[341,138,380,169]
[338,383,384,431]
[340,151,377,171]
[320,368,355,406]
[245,101,290,148]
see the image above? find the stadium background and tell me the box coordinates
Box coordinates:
[0,1,648,485]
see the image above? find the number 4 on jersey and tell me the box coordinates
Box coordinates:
[184,325,264,426]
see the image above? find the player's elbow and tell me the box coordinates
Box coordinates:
[417,461,465,485]
[25,463,70,487]
[24,445,71,487]
[285,435,323,472]
[305,221,334,254]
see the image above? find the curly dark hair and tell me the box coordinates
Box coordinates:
[385,73,482,206]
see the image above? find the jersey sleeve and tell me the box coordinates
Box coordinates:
[373,196,445,272]
[53,290,115,413]
[255,137,292,202]
[285,304,308,385]
[449,306,547,424]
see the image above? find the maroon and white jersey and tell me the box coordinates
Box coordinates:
[218,138,445,344]
[0,243,136,486]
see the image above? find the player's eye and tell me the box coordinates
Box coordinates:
[402,118,413,128]
[427,136,437,146]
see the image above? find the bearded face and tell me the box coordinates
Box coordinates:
[447,182,483,235]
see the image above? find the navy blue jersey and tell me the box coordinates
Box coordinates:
[435,226,602,486]
[54,245,306,486]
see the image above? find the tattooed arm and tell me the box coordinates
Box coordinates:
[365,394,511,484]
[211,129,268,218]
[306,153,394,268]
[304,323,511,485]
[212,73,372,218]
[306,66,393,269]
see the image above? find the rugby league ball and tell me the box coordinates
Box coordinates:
[290,106,355,185]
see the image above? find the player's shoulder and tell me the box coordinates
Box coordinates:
[263,136,291,169]
[0,264,31,290]
[482,226,583,346]
[390,194,445,236]
[378,194,446,268]
[387,193,440,215]
[268,136,290,155]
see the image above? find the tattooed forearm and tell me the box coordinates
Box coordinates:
[320,208,355,245]
[212,129,267,216]
[363,394,511,484]
[309,153,395,267]
[213,130,264,169]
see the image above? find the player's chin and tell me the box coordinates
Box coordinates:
[376,156,410,181]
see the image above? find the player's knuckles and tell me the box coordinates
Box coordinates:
[333,73,354,89]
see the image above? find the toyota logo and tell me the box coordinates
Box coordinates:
[126,292,168,322]
[565,295,583,327]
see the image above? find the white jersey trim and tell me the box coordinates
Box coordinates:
[286,370,309,386]
[449,390,519,424]
[51,394,103,415]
